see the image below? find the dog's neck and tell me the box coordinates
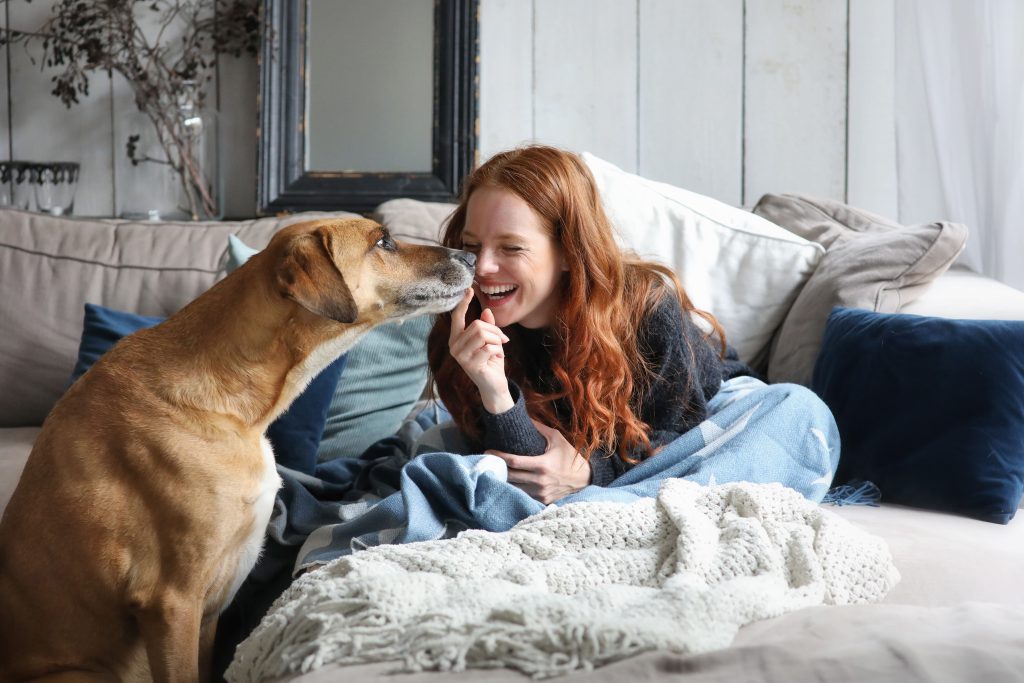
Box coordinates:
[149,270,372,430]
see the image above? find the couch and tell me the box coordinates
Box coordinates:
[2,166,1024,682]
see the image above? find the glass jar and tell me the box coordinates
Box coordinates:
[33,162,80,216]
[118,80,222,221]
[175,80,222,220]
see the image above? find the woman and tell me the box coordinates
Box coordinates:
[428,145,754,503]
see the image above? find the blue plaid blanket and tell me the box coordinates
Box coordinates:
[264,376,840,575]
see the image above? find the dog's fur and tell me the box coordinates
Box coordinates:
[0,218,474,683]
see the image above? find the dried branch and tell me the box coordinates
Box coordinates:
[0,0,261,219]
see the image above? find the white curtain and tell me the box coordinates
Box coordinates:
[896,0,1024,289]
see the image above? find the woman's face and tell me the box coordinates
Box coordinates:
[462,186,566,329]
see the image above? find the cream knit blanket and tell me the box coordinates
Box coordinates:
[227,480,900,682]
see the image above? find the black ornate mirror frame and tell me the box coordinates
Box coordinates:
[259,0,479,214]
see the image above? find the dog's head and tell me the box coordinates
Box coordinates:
[268,218,475,324]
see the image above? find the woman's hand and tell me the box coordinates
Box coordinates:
[487,421,592,504]
[449,288,514,413]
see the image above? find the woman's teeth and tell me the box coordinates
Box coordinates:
[480,284,518,299]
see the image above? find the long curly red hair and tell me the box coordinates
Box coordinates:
[427,145,725,462]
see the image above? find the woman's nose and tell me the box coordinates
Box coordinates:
[475,249,499,274]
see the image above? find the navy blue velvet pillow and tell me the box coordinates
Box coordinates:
[70,303,347,476]
[812,306,1024,524]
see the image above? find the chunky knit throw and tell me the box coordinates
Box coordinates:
[227,480,899,682]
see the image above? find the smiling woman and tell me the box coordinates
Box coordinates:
[426,145,752,501]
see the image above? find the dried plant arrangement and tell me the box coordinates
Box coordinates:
[1,0,261,219]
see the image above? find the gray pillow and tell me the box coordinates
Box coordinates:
[372,198,457,245]
[752,194,968,386]
[317,316,434,460]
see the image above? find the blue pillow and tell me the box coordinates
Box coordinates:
[812,306,1024,524]
[228,236,433,460]
[70,303,347,476]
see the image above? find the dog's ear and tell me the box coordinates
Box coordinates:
[276,229,358,323]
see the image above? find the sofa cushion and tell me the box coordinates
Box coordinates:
[813,306,1024,524]
[0,208,359,427]
[0,427,40,516]
[900,264,1024,320]
[372,198,455,245]
[752,194,968,386]
[582,153,824,369]
[70,303,347,475]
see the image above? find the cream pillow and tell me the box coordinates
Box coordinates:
[582,153,824,367]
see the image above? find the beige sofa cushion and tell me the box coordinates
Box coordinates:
[0,427,37,515]
[0,208,359,427]
[372,198,455,245]
[752,194,968,386]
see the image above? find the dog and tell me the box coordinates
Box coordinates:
[0,218,475,683]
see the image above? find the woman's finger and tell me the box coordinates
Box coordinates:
[492,451,543,472]
[466,318,510,343]
[452,337,506,368]
[450,328,507,356]
[465,346,504,370]
[506,468,542,485]
[447,287,474,346]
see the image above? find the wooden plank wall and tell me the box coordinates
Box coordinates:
[480,0,898,216]
[1,0,898,219]
[1,6,8,163]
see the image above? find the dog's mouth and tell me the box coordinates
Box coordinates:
[398,275,474,313]
[389,254,474,316]
[412,287,468,305]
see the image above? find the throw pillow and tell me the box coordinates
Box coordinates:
[753,193,969,386]
[70,303,347,476]
[812,306,1024,524]
[227,236,434,461]
[581,153,824,370]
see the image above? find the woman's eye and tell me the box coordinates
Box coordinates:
[462,243,480,251]
[503,246,524,253]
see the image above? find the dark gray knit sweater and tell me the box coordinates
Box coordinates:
[477,294,753,487]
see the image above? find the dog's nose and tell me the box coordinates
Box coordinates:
[452,250,476,268]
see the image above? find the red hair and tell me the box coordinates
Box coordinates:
[427,145,725,462]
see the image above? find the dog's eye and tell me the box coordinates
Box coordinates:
[375,236,396,252]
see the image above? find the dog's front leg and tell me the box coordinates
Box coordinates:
[136,595,203,683]
[197,613,220,683]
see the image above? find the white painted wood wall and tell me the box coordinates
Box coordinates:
[1,0,898,219]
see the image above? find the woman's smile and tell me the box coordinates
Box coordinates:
[475,280,520,308]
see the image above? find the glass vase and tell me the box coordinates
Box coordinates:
[118,80,221,221]
[175,80,222,221]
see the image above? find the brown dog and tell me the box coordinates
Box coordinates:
[0,218,475,683]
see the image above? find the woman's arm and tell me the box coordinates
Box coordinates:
[478,380,548,456]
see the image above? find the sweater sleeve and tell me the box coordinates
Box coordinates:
[479,381,548,456]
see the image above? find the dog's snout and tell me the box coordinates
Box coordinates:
[451,250,476,269]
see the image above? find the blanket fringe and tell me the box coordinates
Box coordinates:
[822,480,881,507]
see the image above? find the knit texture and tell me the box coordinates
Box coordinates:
[226,480,899,682]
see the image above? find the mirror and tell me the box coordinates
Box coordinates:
[259,0,478,214]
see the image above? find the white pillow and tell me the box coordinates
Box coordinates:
[582,152,824,365]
